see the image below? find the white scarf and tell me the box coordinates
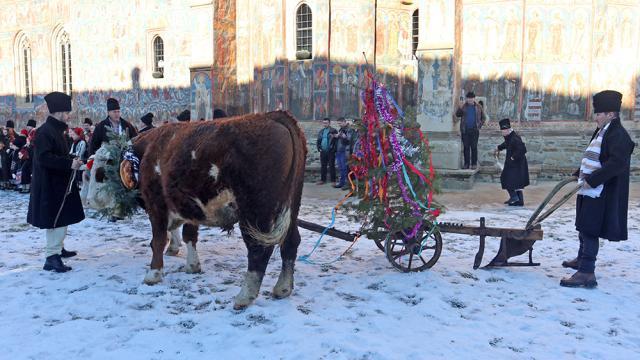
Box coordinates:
[577,122,610,198]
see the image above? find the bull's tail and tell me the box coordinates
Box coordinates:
[244,207,292,246]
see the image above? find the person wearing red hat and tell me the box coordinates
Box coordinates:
[27,91,85,273]
[560,90,636,288]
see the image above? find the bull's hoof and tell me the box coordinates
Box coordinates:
[273,260,294,299]
[184,262,202,274]
[233,271,263,309]
[143,269,163,285]
[165,247,180,256]
[233,295,256,310]
[272,285,292,299]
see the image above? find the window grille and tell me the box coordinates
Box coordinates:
[153,36,164,75]
[60,33,72,95]
[296,4,312,55]
[412,9,419,55]
[21,40,32,103]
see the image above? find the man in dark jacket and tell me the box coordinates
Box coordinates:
[560,90,635,288]
[455,91,486,169]
[27,92,85,273]
[315,117,337,185]
[139,112,155,134]
[495,118,529,206]
[333,117,352,189]
[88,98,138,155]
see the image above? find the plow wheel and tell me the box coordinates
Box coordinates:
[373,237,386,253]
[372,228,401,255]
[384,226,442,272]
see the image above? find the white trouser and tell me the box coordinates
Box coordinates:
[45,226,68,257]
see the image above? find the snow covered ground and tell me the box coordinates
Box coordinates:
[0,187,639,359]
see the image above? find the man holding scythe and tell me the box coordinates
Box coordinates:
[27,92,85,273]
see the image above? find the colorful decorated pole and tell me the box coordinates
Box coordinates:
[347,71,441,242]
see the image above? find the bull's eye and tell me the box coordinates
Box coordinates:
[95,167,106,183]
[106,159,115,166]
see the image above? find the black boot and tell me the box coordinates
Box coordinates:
[61,248,77,258]
[560,271,597,288]
[516,190,524,206]
[506,190,519,205]
[43,254,72,273]
[562,257,580,270]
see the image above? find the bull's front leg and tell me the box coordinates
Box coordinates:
[273,225,301,299]
[144,217,169,285]
[182,224,201,273]
[234,239,274,310]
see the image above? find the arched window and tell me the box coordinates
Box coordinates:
[16,34,33,103]
[153,36,164,77]
[412,9,419,55]
[59,32,72,95]
[296,4,312,58]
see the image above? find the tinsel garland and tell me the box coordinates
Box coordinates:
[348,72,441,241]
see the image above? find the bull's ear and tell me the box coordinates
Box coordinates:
[86,159,94,170]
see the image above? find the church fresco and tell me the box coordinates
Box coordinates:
[288,60,314,121]
[462,0,640,122]
[191,71,212,121]
[462,62,521,122]
[330,63,365,119]
[418,52,454,125]
[313,62,329,119]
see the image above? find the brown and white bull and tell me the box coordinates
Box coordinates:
[85,111,307,309]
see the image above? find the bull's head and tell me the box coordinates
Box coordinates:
[85,146,116,210]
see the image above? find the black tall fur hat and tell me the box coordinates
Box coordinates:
[107,98,120,111]
[499,118,511,130]
[141,112,154,125]
[44,91,72,113]
[213,109,227,119]
[26,119,37,128]
[177,110,191,122]
[592,90,622,113]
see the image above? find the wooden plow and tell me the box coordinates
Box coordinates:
[297,177,579,272]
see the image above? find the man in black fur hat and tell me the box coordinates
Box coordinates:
[5,120,15,129]
[27,91,85,273]
[213,108,227,120]
[139,112,155,133]
[82,118,93,143]
[560,90,635,288]
[88,98,137,155]
[177,109,191,122]
[495,118,529,206]
[26,119,37,131]
[455,91,485,169]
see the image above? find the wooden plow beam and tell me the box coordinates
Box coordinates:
[438,217,544,269]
